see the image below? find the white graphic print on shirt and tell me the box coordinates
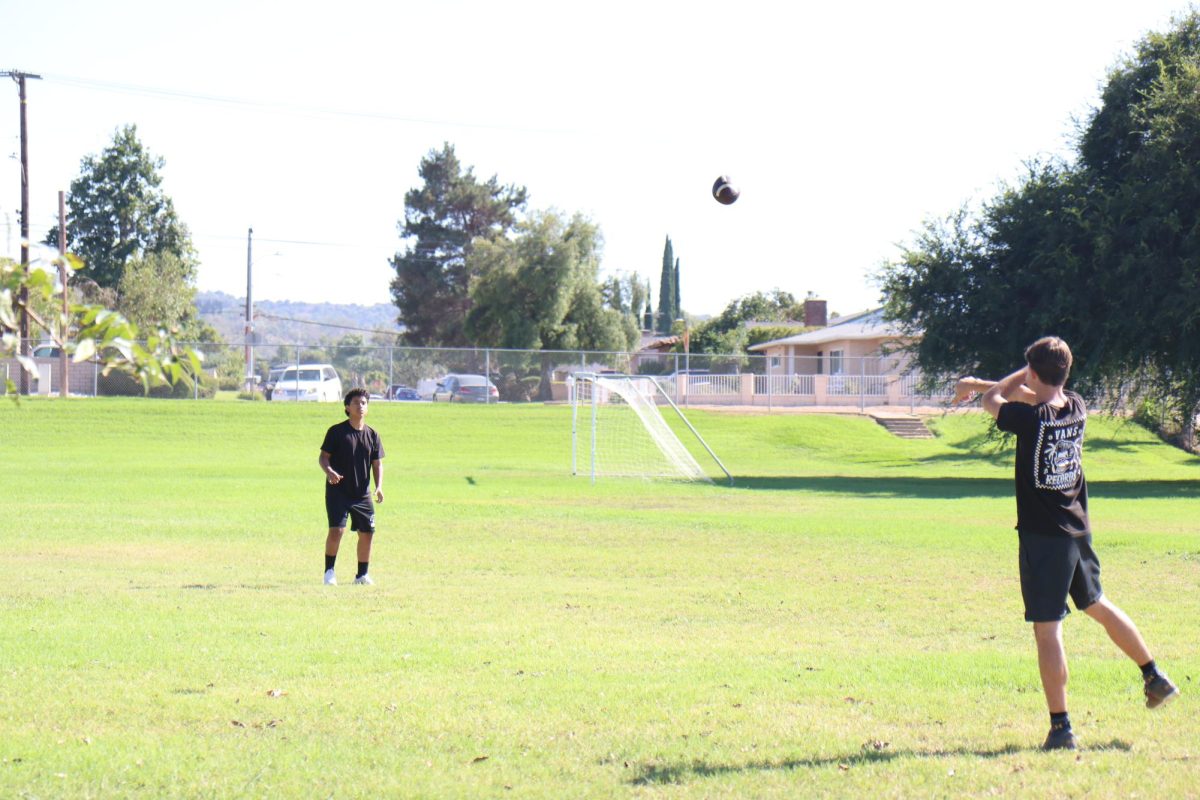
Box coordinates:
[1034,418,1083,490]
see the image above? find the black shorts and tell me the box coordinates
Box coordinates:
[326,491,376,533]
[1018,531,1103,622]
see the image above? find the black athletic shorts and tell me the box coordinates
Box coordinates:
[326,491,376,533]
[1018,531,1103,622]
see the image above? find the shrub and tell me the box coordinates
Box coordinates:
[98,369,217,399]
[497,372,541,402]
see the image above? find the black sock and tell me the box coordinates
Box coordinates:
[325,555,336,572]
[356,561,369,578]
[1050,711,1071,730]
[1139,659,1158,680]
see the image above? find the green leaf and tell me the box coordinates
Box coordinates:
[73,338,96,363]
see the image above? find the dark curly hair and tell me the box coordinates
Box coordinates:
[343,387,370,415]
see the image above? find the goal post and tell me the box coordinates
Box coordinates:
[568,372,733,485]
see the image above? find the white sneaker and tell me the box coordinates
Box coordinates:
[323,568,337,586]
[353,574,374,585]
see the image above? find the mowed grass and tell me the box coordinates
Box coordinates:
[1,398,1197,799]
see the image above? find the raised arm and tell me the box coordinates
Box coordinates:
[981,368,1033,419]
[955,373,1038,411]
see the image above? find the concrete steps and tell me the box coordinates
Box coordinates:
[871,415,935,439]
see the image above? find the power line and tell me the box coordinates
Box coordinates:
[38,72,581,136]
[254,311,401,336]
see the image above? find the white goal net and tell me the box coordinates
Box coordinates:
[568,373,731,484]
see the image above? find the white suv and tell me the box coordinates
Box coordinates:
[270,364,343,402]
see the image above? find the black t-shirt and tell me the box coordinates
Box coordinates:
[995,391,1089,537]
[320,420,385,499]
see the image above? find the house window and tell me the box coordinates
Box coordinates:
[816,351,823,375]
[770,356,780,369]
[829,349,844,375]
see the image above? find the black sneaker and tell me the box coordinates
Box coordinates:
[1144,672,1180,709]
[1042,723,1078,751]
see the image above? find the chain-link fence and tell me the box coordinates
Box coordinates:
[3,342,959,409]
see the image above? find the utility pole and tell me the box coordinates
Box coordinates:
[58,190,69,397]
[3,70,43,395]
[245,227,254,393]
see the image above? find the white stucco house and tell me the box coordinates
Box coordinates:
[747,308,915,378]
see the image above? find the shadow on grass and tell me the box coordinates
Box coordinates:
[630,739,1133,785]
[732,475,1200,500]
[733,476,1010,499]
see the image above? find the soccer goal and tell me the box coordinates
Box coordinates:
[568,372,733,485]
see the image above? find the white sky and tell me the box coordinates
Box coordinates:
[0,0,1190,317]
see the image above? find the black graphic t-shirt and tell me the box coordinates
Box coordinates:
[320,421,385,499]
[995,391,1089,537]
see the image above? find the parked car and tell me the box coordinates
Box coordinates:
[32,344,63,358]
[669,368,712,387]
[431,374,499,403]
[263,365,289,400]
[387,385,421,401]
[416,378,438,399]
[270,364,343,402]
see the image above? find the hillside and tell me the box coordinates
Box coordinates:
[196,291,401,345]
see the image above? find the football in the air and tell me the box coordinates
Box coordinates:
[712,175,740,205]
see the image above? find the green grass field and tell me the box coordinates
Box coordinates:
[1,398,1197,798]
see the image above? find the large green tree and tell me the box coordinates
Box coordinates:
[600,271,649,329]
[688,289,809,356]
[117,251,199,334]
[878,11,1200,450]
[465,211,638,400]
[390,143,527,346]
[465,211,637,352]
[58,125,196,290]
[1076,15,1200,448]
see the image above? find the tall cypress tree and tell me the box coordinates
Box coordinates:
[656,236,675,333]
[673,257,681,320]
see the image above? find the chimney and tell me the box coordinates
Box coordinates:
[804,299,827,327]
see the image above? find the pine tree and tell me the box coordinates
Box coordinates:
[389,143,526,346]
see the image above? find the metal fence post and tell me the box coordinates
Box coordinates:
[569,376,577,476]
[590,377,597,484]
[859,355,866,413]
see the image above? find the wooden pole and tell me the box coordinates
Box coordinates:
[58,190,69,397]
